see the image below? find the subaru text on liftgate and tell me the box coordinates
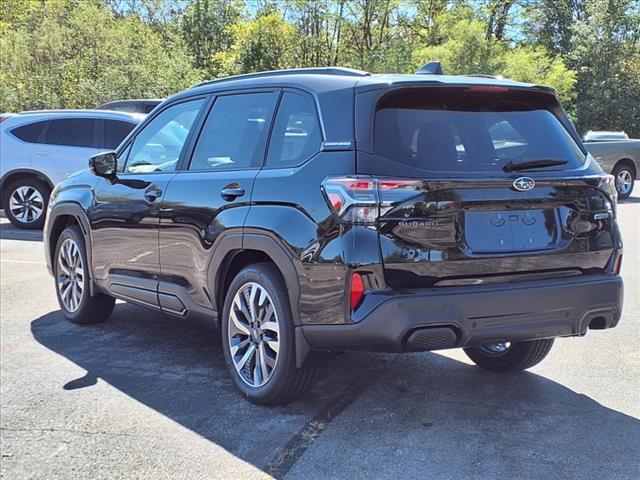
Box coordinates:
[44,64,624,405]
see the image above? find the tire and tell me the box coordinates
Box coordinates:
[54,225,115,324]
[463,339,555,372]
[221,263,318,405]
[3,178,50,229]
[612,163,635,199]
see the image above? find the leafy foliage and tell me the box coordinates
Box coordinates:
[1,0,638,136]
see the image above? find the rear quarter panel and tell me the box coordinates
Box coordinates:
[246,150,366,325]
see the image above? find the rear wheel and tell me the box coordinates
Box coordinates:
[221,263,318,405]
[612,163,635,199]
[54,226,115,324]
[3,178,50,229]
[463,339,555,372]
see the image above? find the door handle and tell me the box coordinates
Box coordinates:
[144,187,163,202]
[220,187,245,201]
[34,151,49,157]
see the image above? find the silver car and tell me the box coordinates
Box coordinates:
[0,110,144,229]
[584,138,639,199]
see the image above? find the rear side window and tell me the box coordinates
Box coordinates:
[103,120,136,149]
[45,118,98,148]
[189,92,277,171]
[372,88,585,175]
[11,121,48,143]
[266,92,321,168]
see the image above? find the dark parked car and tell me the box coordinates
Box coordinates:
[45,67,624,405]
[97,99,163,114]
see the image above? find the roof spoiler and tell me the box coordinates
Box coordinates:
[415,61,443,75]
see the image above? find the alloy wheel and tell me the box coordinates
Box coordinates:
[227,282,280,388]
[477,341,511,356]
[57,238,85,312]
[615,169,633,196]
[8,186,44,224]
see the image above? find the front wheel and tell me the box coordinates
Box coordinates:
[612,164,635,199]
[463,339,555,372]
[221,263,317,405]
[54,226,115,324]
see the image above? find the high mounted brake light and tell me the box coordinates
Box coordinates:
[467,86,509,92]
[321,176,424,224]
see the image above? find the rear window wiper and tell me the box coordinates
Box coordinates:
[503,159,568,172]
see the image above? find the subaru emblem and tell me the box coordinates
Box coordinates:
[513,177,535,191]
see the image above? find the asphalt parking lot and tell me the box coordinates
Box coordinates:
[1,195,639,480]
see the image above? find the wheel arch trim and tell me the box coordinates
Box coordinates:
[46,202,96,295]
[208,231,301,325]
[1,169,54,203]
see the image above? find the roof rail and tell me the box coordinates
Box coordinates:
[415,61,443,75]
[195,67,370,88]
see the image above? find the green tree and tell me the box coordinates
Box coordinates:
[569,0,640,135]
[410,5,577,103]
[0,0,202,112]
[217,12,297,75]
[181,0,242,77]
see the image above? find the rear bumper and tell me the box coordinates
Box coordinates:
[300,273,623,353]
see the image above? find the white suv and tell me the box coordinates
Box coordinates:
[1,110,144,229]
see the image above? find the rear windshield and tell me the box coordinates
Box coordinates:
[372,88,585,175]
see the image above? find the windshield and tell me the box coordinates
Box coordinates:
[372,88,585,175]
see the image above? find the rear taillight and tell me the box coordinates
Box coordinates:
[350,272,365,310]
[322,176,424,224]
[614,254,623,275]
[598,174,618,205]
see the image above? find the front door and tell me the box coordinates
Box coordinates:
[88,98,207,307]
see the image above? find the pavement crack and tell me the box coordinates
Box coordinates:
[265,359,385,479]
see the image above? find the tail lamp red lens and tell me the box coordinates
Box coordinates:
[350,272,364,310]
[614,254,623,275]
[322,176,424,224]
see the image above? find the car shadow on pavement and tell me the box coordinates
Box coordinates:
[31,303,640,479]
[0,221,43,242]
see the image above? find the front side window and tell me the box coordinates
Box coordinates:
[188,92,277,171]
[45,119,98,148]
[266,92,321,168]
[125,99,205,174]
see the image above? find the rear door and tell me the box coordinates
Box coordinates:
[158,90,279,310]
[356,86,617,288]
[34,118,100,185]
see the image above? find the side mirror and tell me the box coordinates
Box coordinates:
[89,151,117,179]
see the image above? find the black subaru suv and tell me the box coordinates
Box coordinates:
[44,67,624,405]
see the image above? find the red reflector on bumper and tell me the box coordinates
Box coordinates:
[350,273,364,310]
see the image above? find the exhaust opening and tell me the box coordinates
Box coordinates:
[403,326,459,352]
[588,316,608,330]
